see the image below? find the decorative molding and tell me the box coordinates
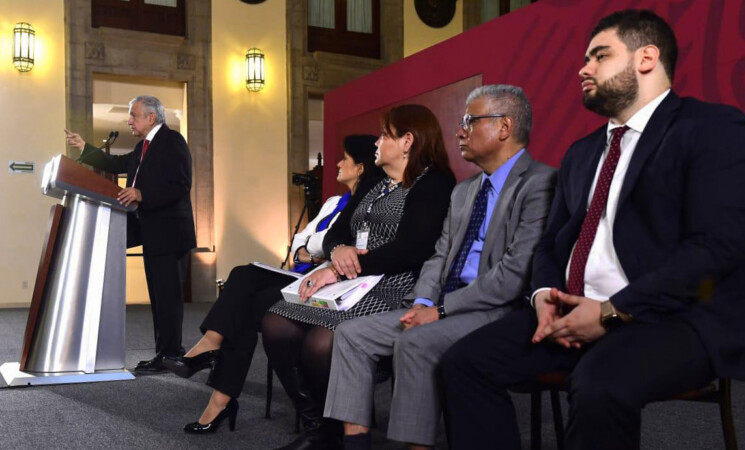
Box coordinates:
[85,42,105,60]
[177,54,196,70]
[302,62,319,82]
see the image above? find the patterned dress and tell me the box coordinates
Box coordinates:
[268,174,427,330]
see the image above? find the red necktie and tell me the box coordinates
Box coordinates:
[132,139,150,188]
[142,139,150,158]
[566,126,629,296]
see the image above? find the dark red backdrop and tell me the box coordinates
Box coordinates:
[323,0,745,198]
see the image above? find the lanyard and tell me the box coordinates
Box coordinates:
[364,180,400,224]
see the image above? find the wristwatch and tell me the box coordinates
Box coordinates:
[600,301,624,330]
[437,304,447,320]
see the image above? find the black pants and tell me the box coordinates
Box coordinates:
[441,307,714,450]
[201,264,295,398]
[142,250,189,356]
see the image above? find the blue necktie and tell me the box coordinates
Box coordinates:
[441,178,492,301]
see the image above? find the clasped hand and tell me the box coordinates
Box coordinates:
[331,245,369,279]
[298,268,339,302]
[532,287,605,349]
[399,304,439,330]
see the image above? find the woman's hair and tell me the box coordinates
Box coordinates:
[380,104,454,187]
[343,134,384,193]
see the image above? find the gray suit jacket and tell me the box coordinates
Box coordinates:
[408,151,556,316]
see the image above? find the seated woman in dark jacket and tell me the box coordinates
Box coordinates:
[262,104,456,450]
[164,135,383,433]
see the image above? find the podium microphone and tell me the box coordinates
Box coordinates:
[78,131,118,164]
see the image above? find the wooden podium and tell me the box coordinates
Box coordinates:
[1,155,136,386]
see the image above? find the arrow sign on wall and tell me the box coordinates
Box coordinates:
[8,161,34,173]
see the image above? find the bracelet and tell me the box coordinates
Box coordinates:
[330,244,345,258]
[328,265,341,280]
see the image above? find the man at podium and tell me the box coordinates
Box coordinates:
[65,95,196,374]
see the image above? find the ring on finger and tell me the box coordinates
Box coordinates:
[306,280,314,288]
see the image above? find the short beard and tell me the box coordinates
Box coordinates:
[582,62,638,118]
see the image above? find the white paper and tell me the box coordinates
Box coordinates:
[281,273,383,311]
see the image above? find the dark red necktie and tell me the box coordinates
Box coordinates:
[132,139,150,188]
[566,126,629,296]
[141,139,150,158]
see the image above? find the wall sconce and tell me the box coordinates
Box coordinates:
[13,22,35,72]
[245,48,265,92]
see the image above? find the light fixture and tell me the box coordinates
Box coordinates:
[245,48,265,92]
[13,22,35,72]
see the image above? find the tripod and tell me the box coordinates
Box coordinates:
[281,183,320,269]
[282,153,323,269]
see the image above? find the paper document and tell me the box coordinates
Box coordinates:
[251,262,303,279]
[281,274,384,311]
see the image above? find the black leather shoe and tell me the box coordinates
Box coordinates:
[134,355,168,374]
[184,398,239,434]
[163,350,218,379]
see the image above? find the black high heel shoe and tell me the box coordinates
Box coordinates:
[184,398,239,434]
[163,350,218,379]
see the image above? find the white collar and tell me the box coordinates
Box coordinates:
[145,123,163,142]
[607,89,670,139]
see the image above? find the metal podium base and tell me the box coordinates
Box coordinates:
[0,362,134,387]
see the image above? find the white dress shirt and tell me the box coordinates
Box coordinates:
[290,195,344,258]
[532,89,670,305]
[145,123,163,142]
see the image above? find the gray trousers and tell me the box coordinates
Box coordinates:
[324,307,502,446]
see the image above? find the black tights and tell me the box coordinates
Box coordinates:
[261,312,335,403]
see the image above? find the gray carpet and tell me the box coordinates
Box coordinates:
[0,304,742,449]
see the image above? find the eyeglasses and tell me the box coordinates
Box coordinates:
[459,113,506,131]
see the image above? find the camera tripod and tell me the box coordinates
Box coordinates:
[281,184,320,269]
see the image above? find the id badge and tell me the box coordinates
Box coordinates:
[356,227,370,250]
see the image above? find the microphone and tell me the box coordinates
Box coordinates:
[77,131,118,164]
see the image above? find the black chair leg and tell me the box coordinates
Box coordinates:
[266,360,301,432]
[531,391,542,450]
[266,361,273,419]
[550,390,565,450]
[718,378,739,450]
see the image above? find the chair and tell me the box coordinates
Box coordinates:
[264,355,394,432]
[513,372,738,450]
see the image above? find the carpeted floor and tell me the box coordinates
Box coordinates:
[0,303,742,449]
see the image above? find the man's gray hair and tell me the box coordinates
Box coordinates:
[466,84,532,146]
[130,95,167,125]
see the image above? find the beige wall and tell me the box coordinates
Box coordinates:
[404,1,463,57]
[0,1,66,307]
[211,1,289,280]
[0,1,289,307]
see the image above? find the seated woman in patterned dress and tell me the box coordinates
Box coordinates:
[163,135,383,434]
[262,104,456,450]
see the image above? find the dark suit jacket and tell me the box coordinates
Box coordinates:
[80,124,196,256]
[532,91,745,379]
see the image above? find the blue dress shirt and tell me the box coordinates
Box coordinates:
[414,149,525,307]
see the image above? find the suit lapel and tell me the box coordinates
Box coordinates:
[478,151,533,272]
[142,124,167,164]
[443,175,482,279]
[574,130,608,219]
[617,92,681,208]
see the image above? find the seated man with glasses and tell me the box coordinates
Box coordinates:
[323,85,557,450]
